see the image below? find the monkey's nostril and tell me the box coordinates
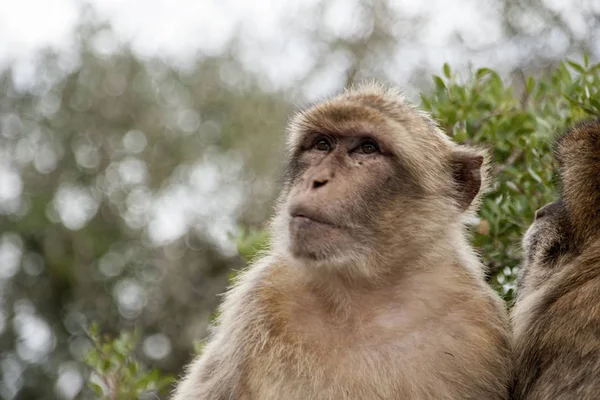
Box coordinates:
[312,179,328,189]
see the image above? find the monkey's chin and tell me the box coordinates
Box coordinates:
[288,216,348,261]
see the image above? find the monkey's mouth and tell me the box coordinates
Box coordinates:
[291,214,336,227]
[289,205,342,230]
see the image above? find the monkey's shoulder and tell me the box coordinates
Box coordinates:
[515,247,600,334]
[242,263,510,347]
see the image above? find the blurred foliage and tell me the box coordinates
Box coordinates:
[0,0,599,398]
[81,228,269,398]
[84,322,174,399]
[0,45,285,399]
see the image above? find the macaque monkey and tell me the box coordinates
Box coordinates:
[512,118,600,399]
[172,83,512,400]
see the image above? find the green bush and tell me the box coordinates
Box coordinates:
[423,57,600,301]
[85,57,600,396]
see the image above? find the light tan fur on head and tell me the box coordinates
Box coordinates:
[272,82,490,281]
[287,82,488,204]
[172,82,511,400]
[512,117,600,399]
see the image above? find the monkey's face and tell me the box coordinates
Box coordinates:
[273,130,468,277]
[280,132,416,267]
[270,86,487,278]
[518,200,571,298]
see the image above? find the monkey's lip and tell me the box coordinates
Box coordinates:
[289,206,342,229]
[292,214,334,227]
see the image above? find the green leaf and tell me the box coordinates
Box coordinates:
[89,383,105,397]
[567,60,585,74]
[528,168,543,184]
[433,76,446,90]
[526,76,535,95]
[475,67,493,79]
[443,63,451,78]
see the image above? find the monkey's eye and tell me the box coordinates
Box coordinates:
[356,139,380,154]
[313,137,332,152]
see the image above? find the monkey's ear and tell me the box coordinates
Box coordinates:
[451,148,489,212]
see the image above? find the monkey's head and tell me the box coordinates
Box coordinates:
[270,83,489,280]
[519,200,570,298]
[518,118,600,298]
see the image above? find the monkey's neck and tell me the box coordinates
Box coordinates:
[302,270,382,322]
[284,247,470,320]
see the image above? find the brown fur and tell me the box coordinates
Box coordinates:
[172,82,512,400]
[512,117,600,399]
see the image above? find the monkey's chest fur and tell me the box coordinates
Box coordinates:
[243,275,504,400]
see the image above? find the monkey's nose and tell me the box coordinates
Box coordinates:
[312,179,328,189]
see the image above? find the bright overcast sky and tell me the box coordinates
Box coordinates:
[0,0,593,94]
[0,0,314,71]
